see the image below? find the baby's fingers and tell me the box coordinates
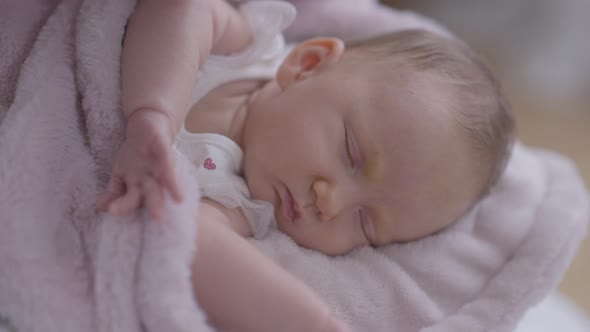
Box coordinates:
[108,186,141,216]
[161,153,183,203]
[96,176,125,212]
[143,178,164,220]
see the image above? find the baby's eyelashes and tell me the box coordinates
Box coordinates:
[344,124,362,174]
[357,207,373,244]
[345,125,355,169]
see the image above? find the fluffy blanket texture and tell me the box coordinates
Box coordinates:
[0,1,588,331]
[1,0,208,331]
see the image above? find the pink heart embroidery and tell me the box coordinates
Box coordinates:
[203,157,216,170]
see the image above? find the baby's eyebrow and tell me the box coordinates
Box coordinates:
[364,149,382,184]
[351,113,383,184]
[358,129,386,244]
[357,123,382,185]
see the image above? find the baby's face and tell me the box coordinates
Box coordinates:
[242,60,483,255]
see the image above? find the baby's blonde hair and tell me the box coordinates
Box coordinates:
[347,29,515,197]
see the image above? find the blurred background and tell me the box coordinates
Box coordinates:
[383,0,590,316]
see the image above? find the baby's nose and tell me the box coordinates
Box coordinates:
[312,179,353,221]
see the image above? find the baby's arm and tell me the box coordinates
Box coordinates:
[97,0,252,217]
[194,201,349,332]
[121,0,252,132]
[100,1,348,330]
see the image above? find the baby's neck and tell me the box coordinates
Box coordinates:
[184,79,277,146]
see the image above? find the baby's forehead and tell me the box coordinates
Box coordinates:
[368,72,456,127]
[347,61,451,106]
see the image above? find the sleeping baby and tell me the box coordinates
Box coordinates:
[96,0,514,331]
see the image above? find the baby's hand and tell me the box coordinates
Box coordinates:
[96,109,182,220]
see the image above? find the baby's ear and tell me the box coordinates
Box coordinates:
[276,38,345,90]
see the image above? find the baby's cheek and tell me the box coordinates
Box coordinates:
[313,224,361,256]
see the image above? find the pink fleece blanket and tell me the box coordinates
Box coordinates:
[1,1,588,332]
[0,0,209,331]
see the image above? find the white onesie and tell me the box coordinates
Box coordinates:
[174,1,296,239]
